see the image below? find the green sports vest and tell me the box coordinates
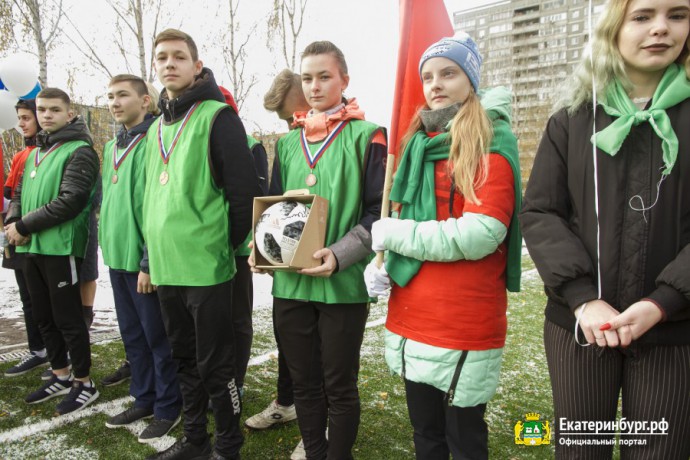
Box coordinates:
[99,134,148,272]
[17,140,92,257]
[273,119,383,303]
[235,135,261,257]
[142,100,234,286]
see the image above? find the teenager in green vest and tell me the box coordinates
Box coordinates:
[100,74,182,443]
[2,99,49,378]
[4,88,100,415]
[143,29,261,460]
[250,41,386,460]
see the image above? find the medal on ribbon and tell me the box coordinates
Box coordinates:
[31,142,63,179]
[111,133,144,185]
[157,102,200,186]
[300,121,348,187]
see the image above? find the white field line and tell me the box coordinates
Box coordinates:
[0,395,176,451]
[1,312,389,447]
[0,343,25,351]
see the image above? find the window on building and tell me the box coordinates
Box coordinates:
[489,23,511,33]
[491,11,511,21]
[543,0,566,9]
[572,23,580,32]
[459,19,476,29]
[541,12,567,23]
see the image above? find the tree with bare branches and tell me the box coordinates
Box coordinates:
[0,1,14,53]
[221,0,258,112]
[108,0,163,82]
[63,0,163,82]
[11,0,65,85]
[267,0,308,71]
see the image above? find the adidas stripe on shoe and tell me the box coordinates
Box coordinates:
[25,374,73,404]
[56,380,99,415]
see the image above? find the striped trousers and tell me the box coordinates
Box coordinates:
[544,320,690,460]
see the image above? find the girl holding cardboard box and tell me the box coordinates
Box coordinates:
[250,40,386,460]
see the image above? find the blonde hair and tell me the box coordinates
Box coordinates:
[400,92,492,205]
[558,0,690,112]
[264,69,301,112]
[145,82,161,116]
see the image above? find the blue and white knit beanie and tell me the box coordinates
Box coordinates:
[418,32,483,92]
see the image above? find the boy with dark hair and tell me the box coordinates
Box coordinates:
[144,29,260,460]
[2,99,48,377]
[4,87,100,415]
[101,74,182,443]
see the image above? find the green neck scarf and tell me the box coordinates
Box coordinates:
[387,116,522,292]
[594,63,690,175]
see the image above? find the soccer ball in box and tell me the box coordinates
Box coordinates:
[254,201,310,265]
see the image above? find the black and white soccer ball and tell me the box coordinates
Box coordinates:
[255,200,310,265]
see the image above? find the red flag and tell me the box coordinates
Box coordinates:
[390,0,453,156]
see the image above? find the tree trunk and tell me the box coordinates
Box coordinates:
[134,0,147,80]
[27,0,48,85]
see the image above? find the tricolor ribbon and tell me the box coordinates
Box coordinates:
[300,120,348,169]
[113,134,144,171]
[158,102,201,164]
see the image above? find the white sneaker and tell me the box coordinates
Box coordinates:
[244,399,297,429]
[290,428,326,460]
[290,438,306,460]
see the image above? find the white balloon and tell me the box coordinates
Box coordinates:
[0,54,40,97]
[0,90,19,131]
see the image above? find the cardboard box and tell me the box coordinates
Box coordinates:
[252,189,329,271]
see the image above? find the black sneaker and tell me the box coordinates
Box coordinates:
[4,353,49,377]
[55,380,99,415]
[138,415,182,444]
[144,436,211,460]
[42,359,72,381]
[25,374,73,404]
[106,406,154,428]
[209,451,239,460]
[101,361,131,387]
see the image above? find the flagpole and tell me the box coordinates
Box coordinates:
[375,0,452,268]
[376,154,395,268]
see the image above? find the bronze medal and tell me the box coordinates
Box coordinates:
[159,170,169,185]
[300,121,348,188]
[30,170,37,179]
[306,173,317,187]
[113,134,144,185]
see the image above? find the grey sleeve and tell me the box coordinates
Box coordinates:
[328,224,372,272]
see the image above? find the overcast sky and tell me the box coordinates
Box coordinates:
[44,0,500,134]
